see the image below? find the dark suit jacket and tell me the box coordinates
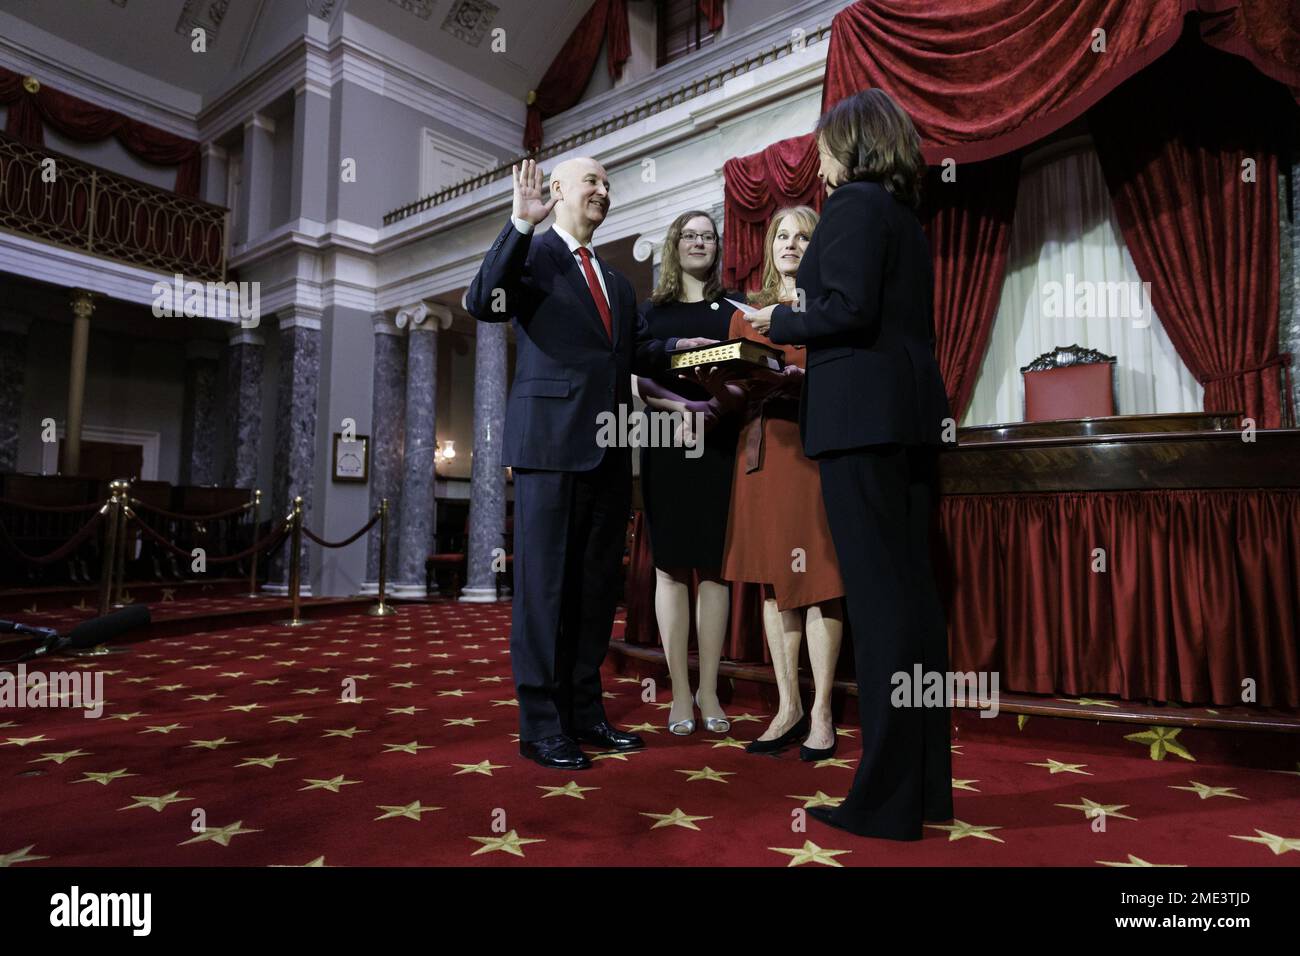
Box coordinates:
[465,220,675,471]
[768,180,951,456]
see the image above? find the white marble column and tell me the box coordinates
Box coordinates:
[460,320,508,602]
[363,312,406,592]
[63,290,95,476]
[391,302,450,598]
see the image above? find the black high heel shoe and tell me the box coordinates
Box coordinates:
[799,725,837,762]
[745,712,810,754]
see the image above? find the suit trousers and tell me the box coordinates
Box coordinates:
[510,447,631,741]
[817,444,954,840]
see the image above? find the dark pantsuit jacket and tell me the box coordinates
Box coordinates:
[465,220,673,740]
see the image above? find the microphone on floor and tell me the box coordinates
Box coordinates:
[1,605,151,664]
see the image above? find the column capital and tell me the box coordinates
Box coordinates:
[245,113,277,135]
[278,306,323,331]
[373,311,404,336]
[70,288,97,321]
[633,233,664,266]
[201,142,228,161]
[228,327,265,347]
[396,301,452,332]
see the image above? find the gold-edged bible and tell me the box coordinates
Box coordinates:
[669,337,784,374]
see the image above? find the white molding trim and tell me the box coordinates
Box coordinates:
[42,424,161,481]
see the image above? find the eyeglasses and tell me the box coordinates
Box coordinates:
[679,232,717,244]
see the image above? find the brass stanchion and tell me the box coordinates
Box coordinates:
[110,478,131,608]
[277,496,306,627]
[96,482,122,617]
[246,488,262,598]
[368,498,396,617]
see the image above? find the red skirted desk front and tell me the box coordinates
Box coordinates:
[623,413,1300,707]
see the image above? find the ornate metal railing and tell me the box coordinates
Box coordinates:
[383,22,834,226]
[0,130,228,281]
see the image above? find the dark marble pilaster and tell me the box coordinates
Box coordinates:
[365,312,406,588]
[460,320,507,602]
[392,302,449,598]
[0,314,31,473]
[180,342,220,485]
[224,329,264,491]
[269,308,321,591]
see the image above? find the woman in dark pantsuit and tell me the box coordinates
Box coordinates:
[745,89,955,841]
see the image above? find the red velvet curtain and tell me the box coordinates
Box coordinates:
[921,156,1021,419]
[1091,39,1295,427]
[0,67,200,197]
[938,489,1300,707]
[524,0,630,151]
[821,0,1300,163]
[720,133,821,293]
[699,0,725,33]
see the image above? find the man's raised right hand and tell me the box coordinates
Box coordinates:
[513,158,559,226]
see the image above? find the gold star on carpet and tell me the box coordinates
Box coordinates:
[432,669,458,675]
[74,769,137,785]
[538,781,599,799]
[387,706,424,715]
[491,699,519,707]
[291,687,324,696]
[640,808,712,831]
[725,713,763,723]
[428,653,451,659]
[390,662,416,669]
[29,749,91,765]
[814,757,856,769]
[389,681,416,689]
[236,754,295,768]
[612,677,641,684]
[140,723,187,734]
[925,819,1005,842]
[835,727,857,737]
[323,727,368,739]
[187,737,238,750]
[1230,829,1300,855]
[188,664,216,671]
[219,672,248,678]
[675,766,734,783]
[591,750,635,762]
[951,744,963,754]
[708,736,747,749]
[1028,758,1092,775]
[2,735,50,747]
[383,741,433,755]
[346,673,374,681]
[1097,854,1187,867]
[1056,697,1120,708]
[299,775,360,793]
[952,778,981,792]
[160,589,175,602]
[225,703,263,713]
[1124,726,1195,761]
[769,840,852,867]
[308,667,334,674]
[469,658,493,665]
[273,660,302,667]
[476,676,505,683]
[270,856,328,867]
[352,657,380,663]
[1017,714,1029,730]
[788,791,844,809]
[119,791,194,812]
[179,821,261,847]
[1055,797,1137,822]
[437,690,472,698]
[624,722,660,734]
[123,677,153,684]
[1170,781,1247,800]
[336,695,370,704]
[0,845,49,867]
[375,801,443,821]
[469,830,544,857]
[269,714,313,725]
[186,693,222,702]
[444,717,488,727]
[453,760,507,776]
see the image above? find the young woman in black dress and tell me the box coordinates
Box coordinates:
[634,210,738,734]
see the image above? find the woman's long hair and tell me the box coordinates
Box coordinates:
[649,210,725,306]
[817,88,925,208]
[747,205,819,307]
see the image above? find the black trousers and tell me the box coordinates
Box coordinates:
[510,448,631,742]
[817,444,953,840]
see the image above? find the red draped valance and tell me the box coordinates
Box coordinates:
[0,67,200,197]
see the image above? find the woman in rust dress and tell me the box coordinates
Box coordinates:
[699,206,845,759]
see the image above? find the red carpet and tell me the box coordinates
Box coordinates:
[2,601,1298,867]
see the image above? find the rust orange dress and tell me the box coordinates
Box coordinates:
[720,310,844,611]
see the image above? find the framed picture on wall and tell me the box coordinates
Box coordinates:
[332,433,369,483]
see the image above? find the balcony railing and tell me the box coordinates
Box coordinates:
[383,21,833,226]
[0,131,228,281]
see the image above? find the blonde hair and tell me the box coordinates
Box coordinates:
[747,205,819,307]
[650,210,724,306]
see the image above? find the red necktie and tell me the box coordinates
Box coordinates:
[577,247,613,342]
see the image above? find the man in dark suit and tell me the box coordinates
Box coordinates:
[745,103,954,839]
[465,157,708,770]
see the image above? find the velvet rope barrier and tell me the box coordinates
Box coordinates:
[0,510,105,565]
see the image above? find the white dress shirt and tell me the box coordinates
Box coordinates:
[511,216,611,307]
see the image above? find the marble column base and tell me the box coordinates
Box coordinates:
[260,582,313,598]
[388,582,432,600]
[457,585,504,603]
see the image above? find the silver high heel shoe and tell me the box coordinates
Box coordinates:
[695,691,730,734]
[668,700,696,735]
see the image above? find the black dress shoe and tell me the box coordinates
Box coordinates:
[520,734,592,770]
[745,712,810,754]
[575,720,645,751]
[799,726,838,762]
